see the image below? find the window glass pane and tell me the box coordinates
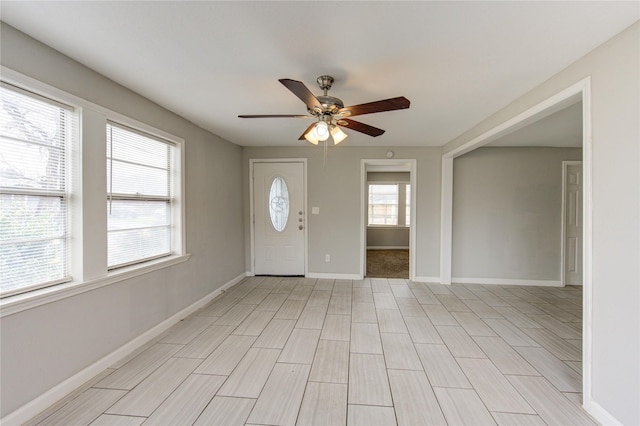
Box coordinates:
[107,125,169,169]
[368,184,398,225]
[0,87,66,148]
[0,238,66,294]
[108,226,171,267]
[1,194,65,241]
[0,85,72,296]
[0,137,65,191]
[108,159,169,196]
[269,176,289,232]
[106,123,174,269]
[107,200,170,231]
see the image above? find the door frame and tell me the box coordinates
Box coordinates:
[360,159,417,281]
[438,77,593,409]
[561,160,583,287]
[249,158,308,276]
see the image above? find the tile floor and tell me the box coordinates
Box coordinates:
[26,277,597,425]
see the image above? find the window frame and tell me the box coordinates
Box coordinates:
[0,66,188,315]
[0,82,75,298]
[367,181,411,228]
[106,121,177,270]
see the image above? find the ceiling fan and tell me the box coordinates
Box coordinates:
[238,75,410,145]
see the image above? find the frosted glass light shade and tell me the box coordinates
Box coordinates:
[314,121,330,141]
[304,129,319,145]
[330,126,347,144]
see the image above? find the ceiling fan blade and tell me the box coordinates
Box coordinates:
[279,79,323,112]
[298,123,317,140]
[338,96,410,117]
[238,114,312,118]
[338,119,385,137]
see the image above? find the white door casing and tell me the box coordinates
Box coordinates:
[253,161,305,275]
[563,161,583,286]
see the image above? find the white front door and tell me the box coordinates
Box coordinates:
[564,162,583,286]
[253,161,305,275]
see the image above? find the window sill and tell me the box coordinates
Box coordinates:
[0,253,191,318]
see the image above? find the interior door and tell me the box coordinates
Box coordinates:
[564,162,583,286]
[253,161,305,275]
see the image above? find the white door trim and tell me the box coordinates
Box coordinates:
[360,159,417,281]
[438,76,593,414]
[561,160,583,287]
[249,158,308,276]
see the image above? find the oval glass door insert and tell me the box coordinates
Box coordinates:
[269,176,289,232]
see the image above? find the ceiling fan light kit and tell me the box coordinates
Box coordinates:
[239,75,410,146]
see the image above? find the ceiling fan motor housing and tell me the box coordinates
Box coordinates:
[316,75,334,92]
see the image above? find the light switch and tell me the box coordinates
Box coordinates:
[312,207,320,214]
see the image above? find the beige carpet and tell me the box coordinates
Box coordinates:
[366,249,409,279]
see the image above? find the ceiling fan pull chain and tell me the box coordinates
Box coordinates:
[323,139,328,169]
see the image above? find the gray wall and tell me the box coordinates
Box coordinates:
[452,147,582,281]
[444,22,639,425]
[367,172,410,182]
[367,228,410,248]
[242,147,441,278]
[0,23,245,416]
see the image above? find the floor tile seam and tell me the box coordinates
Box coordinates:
[432,384,502,424]
[100,349,184,391]
[371,309,397,412]
[504,372,585,407]
[31,386,122,426]
[134,366,210,422]
[519,328,582,352]
[454,355,542,417]
[217,347,282,398]
[346,402,395,408]
[307,378,349,385]
[384,365,425,372]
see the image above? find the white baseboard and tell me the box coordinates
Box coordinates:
[1,272,248,426]
[306,272,363,280]
[451,277,562,287]
[413,276,442,284]
[366,246,410,250]
[585,399,623,426]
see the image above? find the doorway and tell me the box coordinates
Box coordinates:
[439,78,592,406]
[360,159,417,281]
[366,173,411,278]
[251,160,306,276]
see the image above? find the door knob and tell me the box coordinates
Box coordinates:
[299,225,303,230]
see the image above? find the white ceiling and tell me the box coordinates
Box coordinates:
[1,1,637,148]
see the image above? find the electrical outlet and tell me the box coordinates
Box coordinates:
[325,254,330,262]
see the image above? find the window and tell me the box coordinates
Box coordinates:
[269,176,289,232]
[367,183,411,227]
[0,71,185,306]
[368,184,399,225]
[0,83,75,297]
[106,123,174,269]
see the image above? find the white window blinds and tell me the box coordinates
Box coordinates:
[0,83,74,297]
[106,123,174,269]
